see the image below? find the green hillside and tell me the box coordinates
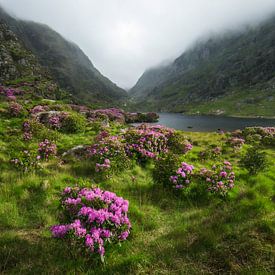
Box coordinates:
[0,7,127,106]
[130,15,275,117]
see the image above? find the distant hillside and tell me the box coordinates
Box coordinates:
[130,15,275,117]
[0,6,127,106]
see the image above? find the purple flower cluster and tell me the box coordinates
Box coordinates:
[87,134,128,172]
[95,159,111,172]
[50,187,131,258]
[22,121,32,141]
[125,124,173,161]
[227,137,245,149]
[169,162,194,189]
[8,102,23,117]
[88,108,125,123]
[46,112,68,129]
[183,142,193,154]
[200,161,235,196]
[30,105,49,114]
[38,139,57,160]
[0,86,23,101]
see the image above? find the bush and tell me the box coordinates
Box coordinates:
[22,119,60,141]
[169,162,195,190]
[8,102,23,117]
[199,161,235,197]
[87,133,130,175]
[153,153,180,186]
[60,113,86,133]
[50,186,131,261]
[38,139,57,160]
[240,146,268,175]
[10,149,40,172]
[168,131,192,154]
[124,124,173,162]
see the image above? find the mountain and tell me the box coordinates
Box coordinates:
[130,15,275,117]
[0,6,127,106]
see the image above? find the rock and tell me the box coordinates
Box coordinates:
[62,145,88,160]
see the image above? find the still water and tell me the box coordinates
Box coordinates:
[150,113,275,132]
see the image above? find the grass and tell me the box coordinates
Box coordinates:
[0,104,274,274]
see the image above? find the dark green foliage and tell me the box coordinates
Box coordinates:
[130,15,275,117]
[60,113,86,134]
[240,147,269,175]
[168,131,189,154]
[153,153,180,186]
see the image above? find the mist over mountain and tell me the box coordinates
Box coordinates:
[130,14,275,117]
[0,6,127,106]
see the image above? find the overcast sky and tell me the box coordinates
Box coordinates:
[1,0,275,88]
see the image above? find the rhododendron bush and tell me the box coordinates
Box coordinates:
[124,124,174,161]
[199,161,235,197]
[87,132,130,173]
[51,187,131,261]
[169,162,194,189]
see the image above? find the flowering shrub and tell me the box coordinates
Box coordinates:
[226,137,245,150]
[88,108,125,123]
[199,146,222,161]
[48,115,62,129]
[36,111,86,133]
[167,131,193,154]
[38,139,57,160]
[0,86,23,101]
[87,133,130,174]
[199,161,235,196]
[50,187,131,260]
[8,102,23,117]
[21,119,59,141]
[124,124,173,161]
[153,153,180,186]
[242,127,275,146]
[30,105,49,114]
[169,162,194,190]
[22,121,32,141]
[10,150,40,172]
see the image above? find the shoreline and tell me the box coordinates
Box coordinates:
[167,112,275,120]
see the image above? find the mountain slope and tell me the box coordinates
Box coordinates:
[0,7,127,105]
[130,15,275,117]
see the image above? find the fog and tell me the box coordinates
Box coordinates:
[1,0,275,89]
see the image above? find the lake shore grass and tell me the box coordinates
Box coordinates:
[0,111,274,274]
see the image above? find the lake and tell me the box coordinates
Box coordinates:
[149,113,275,132]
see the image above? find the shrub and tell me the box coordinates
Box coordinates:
[50,187,131,261]
[169,162,195,190]
[30,105,49,114]
[226,137,245,150]
[60,113,86,133]
[153,153,180,186]
[240,146,268,175]
[199,161,235,197]
[22,119,60,141]
[87,133,130,174]
[38,139,57,160]
[168,131,192,154]
[8,102,23,117]
[124,124,173,162]
[10,149,40,172]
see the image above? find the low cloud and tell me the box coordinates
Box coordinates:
[1,0,275,88]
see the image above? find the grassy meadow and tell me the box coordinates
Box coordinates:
[0,97,274,275]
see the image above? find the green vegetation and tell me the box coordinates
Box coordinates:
[0,6,127,107]
[130,15,275,117]
[0,89,274,273]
